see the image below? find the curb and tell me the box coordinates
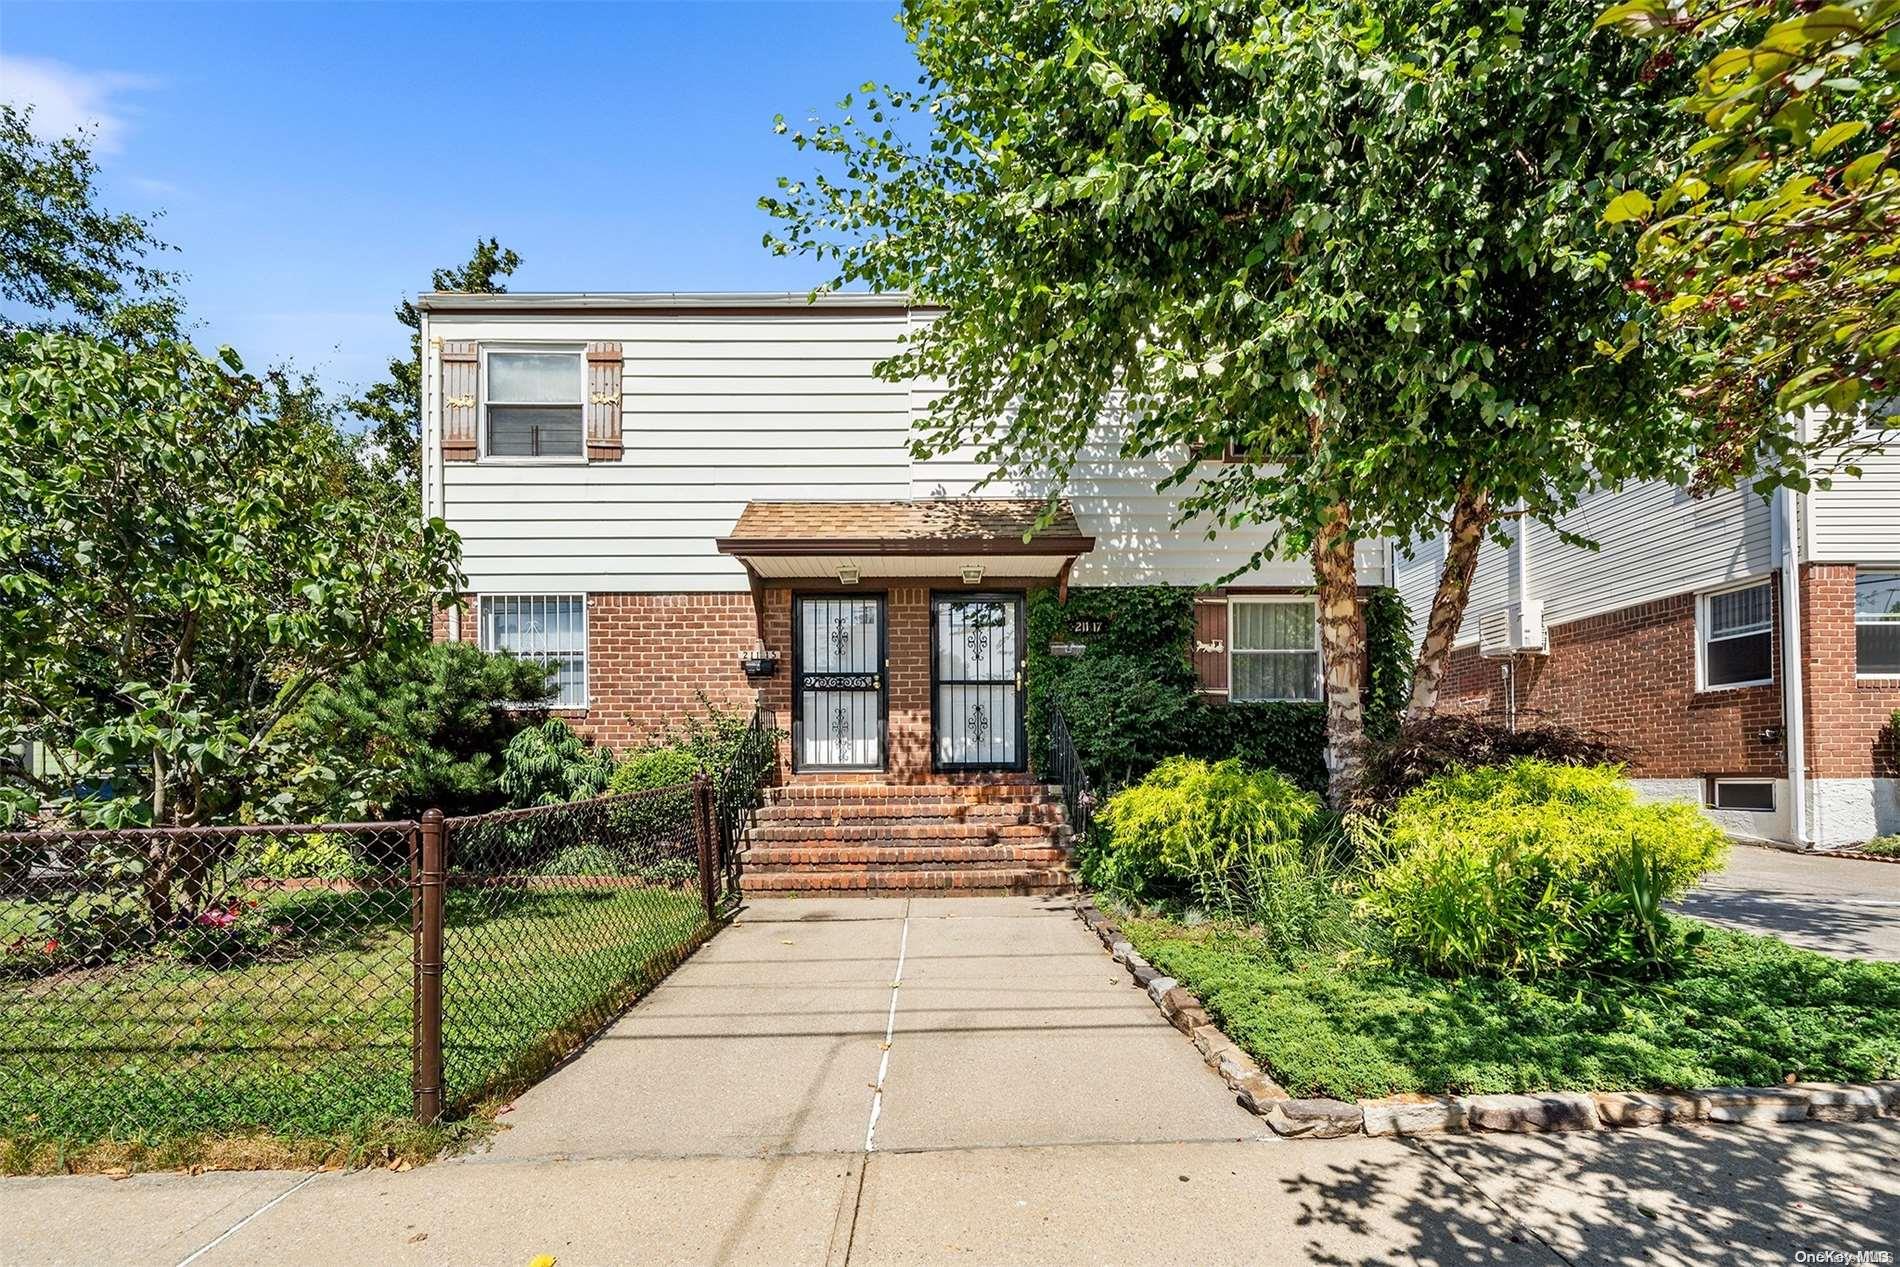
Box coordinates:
[1074,896,1900,1141]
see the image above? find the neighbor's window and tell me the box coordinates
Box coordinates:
[1701,581,1773,689]
[1230,599,1322,702]
[1856,570,1900,676]
[1711,779,1775,812]
[481,595,587,707]
[483,350,583,458]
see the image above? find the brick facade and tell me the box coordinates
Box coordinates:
[1800,564,1900,781]
[1437,583,1787,780]
[1436,565,1900,786]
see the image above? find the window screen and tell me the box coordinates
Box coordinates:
[481,595,586,707]
[1856,570,1900,676]
[485,351,583,457]
[1712,780,1775,812]
[1703,582,1773,688]
[1230,601,1321,702]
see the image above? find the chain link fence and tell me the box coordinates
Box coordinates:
[0,778,731,1147]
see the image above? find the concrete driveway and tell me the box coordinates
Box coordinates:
[7,896,1898,1266]
[1677,844,1900,960]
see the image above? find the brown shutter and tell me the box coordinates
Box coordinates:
[585,342,623,462]
[439,341,478,462]
[1193,598,1229,694]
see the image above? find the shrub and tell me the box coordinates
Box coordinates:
[499,720,616,809]
[1363,760,1727,980]
[240,832,366,882]
[1052,655,1197,788]
[1089,757,1323,909]
[286,641,556,819]
[1358,715,1628,809]
[169,898,275,968]
[1183,701,1328,792]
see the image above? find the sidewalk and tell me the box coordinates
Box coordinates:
[7,897,1897,1266]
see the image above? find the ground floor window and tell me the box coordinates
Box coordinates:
[1856,569,1900,677]
[1699,581,1773,689]
[1229,598,1322,702]
[480,594,587,707]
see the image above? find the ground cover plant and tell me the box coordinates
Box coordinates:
[1091,754,1900,1100]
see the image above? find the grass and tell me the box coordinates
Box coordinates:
[1121,912,1900,1100]
[0,883,706,1171]
[1856,835,1900,858]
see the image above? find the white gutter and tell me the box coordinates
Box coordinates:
[413,290,916,313]
[419,309,459,643]
[1779,484,1809,848]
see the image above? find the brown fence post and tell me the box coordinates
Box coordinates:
[691,773,717,920]
[413,809,446,1125]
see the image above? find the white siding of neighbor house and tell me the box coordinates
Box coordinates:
[1806,438,1900,562]
[1394,481,1777,648]
[425,307,1386,594]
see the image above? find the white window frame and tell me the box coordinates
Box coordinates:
[1854,566,1900,680]
[478,344,588,464]
[1710,778,1776,813]
[1697,579,1775,692]
[1227,595,1324,704]
[479,593,590,709]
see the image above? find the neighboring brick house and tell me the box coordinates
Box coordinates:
[1396,457,1900,850]
[418,292,1391,891]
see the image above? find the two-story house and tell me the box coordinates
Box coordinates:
[417,291,1391,892]
[1394,443,1900,851]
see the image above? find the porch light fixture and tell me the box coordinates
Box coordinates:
[837,563,861,585]
[960,564,985,585]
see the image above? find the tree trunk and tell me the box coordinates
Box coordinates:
[1312,499,1368,808]
[1406,483,1492,722]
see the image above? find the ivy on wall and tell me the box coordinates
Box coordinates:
[1026,585,1411,794]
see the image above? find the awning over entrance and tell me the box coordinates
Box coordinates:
[715,498,1095,583]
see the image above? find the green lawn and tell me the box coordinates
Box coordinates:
[1,884,706,1149]
[1122,914,1900,1100]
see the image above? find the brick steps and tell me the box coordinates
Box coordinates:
[738,779,1075,897]
[740,866,1076,895]
[744,843,1072,867]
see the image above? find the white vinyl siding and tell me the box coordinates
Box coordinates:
[1857,569,1900,677]
[1699,581,1774,690]
[1806,408,1900,561]
[481,594,587,707]
[1229,598,1322,702]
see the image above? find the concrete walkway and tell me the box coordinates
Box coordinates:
[7,897,1898,1266]
[1677,843,1900,960]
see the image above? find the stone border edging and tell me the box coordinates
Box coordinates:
[1824,848,1900,864]
[1074,896,1900,1141]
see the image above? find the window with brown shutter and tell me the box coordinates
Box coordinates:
[1192,598,1229,694]
[439,341,478,462]
[585,342,623,462]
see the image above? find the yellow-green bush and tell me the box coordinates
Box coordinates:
[1087,757,1322,908]
[1363,760,1727,979]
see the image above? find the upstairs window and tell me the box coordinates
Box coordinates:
[481,595,588,707]
[483,350,583,458]
[1701,581,1773,689]
[1230,599,1322,702]
[1857,570,1900,677]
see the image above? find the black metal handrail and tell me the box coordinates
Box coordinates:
[1047,700,1094,844]
[712,701,777,893]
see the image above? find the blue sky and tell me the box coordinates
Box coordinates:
[1,1,918,393]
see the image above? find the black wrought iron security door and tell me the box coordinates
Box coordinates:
[932,593,1025,771]
[793,595,886,771]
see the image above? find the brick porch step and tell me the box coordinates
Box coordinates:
[753,801,1064,826]
[744,843,1072,868]
[764,782,1053,806]
[739,866,1076,895]
[746,821,1064,844]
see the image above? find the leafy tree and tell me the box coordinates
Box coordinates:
[350,238,521,488]
[498,719,617,808]
[0,330,462,866]
[1599,0,1899,482]
[765,0,1702,797]
[0,103,181,343]
[285,641,555,820]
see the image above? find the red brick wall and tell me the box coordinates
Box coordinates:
[434,591,760,751]
[1437,583,1787,779]
[1801,564,1900,780]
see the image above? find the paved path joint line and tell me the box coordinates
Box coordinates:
[863,899,911,1153]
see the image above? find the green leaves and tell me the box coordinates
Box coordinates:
[1603,188,1655,223]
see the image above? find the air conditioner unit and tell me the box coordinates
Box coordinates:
[1477,600,1548,658]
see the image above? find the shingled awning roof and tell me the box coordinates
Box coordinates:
[717,498,1091,557]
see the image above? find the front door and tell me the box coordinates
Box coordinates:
[793,594,886,771]
[932,593,1026,772]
